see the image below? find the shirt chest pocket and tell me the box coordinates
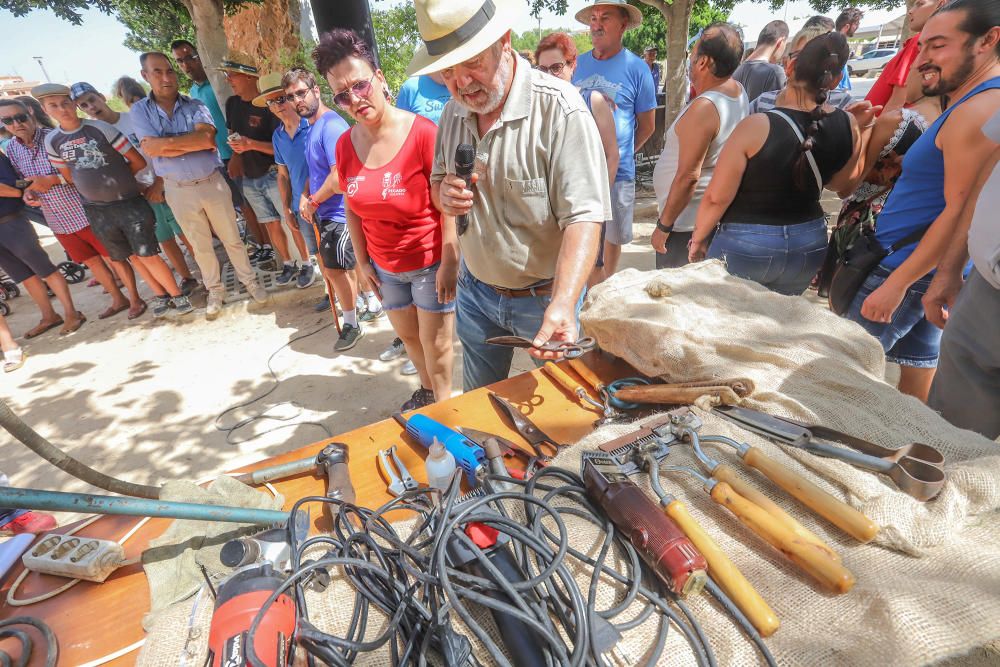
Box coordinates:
[503,178,550,227]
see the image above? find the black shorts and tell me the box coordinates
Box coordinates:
[0,212,58,283]
[319,222,356,271]
[83,197,160,262]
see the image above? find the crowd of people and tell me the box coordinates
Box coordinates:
[0,0,996,439]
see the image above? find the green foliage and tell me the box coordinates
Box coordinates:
[371,2,420,95]
[622,0,733,56]
[511,28,592,59]
[112,0,195,90]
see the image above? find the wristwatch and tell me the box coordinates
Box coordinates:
[656,222,674,234]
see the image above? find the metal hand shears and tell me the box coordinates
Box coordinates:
[485,335,597,359]
[488,393,568,462]
[714,405,946,502]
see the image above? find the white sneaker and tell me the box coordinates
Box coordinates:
[246,281,268,304]
[401,360,418,375]
[206,290,225,320]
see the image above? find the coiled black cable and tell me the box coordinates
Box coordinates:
[0,617,57,667]
[242,466,776,667]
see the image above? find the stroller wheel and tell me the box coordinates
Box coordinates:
[3,282,19,298]
[59,261,87,284]
[0,301,9,316]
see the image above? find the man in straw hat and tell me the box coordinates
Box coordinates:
[405,0,612,391]
[131,51,266,320]
[572,0,657,284]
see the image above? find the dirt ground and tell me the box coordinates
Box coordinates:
[4,191,886,514]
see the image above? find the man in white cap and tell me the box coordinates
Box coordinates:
[409,0,612,391]
[572,0,657,282]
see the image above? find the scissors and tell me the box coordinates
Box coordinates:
[714,405,946,502]
[488,393,568,462]
[485,336,597,359]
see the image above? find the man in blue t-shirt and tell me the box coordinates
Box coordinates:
[284,68,370,351]
[834,8,863,92]
[395,73,452,125]
[572,0,657,281]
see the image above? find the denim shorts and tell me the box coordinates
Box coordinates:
[708,218,828,296]
[296,212,318,255]
[606,180,636,246]
[241,170,282,223]
[83,197,160,262]
[373,260,455,313]
[844,265,941,368]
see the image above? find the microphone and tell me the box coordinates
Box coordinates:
[454,143,475,236]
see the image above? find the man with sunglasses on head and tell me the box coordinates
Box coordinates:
[218,52,301,287]
[254,72,317,289]
[132,51,265,320]
[283,68,377,350]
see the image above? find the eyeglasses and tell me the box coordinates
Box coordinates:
[536,62,567,76]
[175,54,200,65]
[0,113,29,126]
[266,95,290,106]
[332,74,376,110]
[287,88,313,102]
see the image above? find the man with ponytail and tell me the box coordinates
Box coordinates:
[843,0,1000,403]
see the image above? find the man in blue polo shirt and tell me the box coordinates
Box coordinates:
[133,51,265,320]
[572,0,657,282]
[255,72,316,289]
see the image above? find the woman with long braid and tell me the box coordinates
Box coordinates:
[689,32,874,295]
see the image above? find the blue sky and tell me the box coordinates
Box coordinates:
[1,1,905,95]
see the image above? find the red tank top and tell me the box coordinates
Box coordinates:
[335,115,442,272]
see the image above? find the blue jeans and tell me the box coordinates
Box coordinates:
[707,219,828,296]
[456,264,582,391]
[845,265,941,368]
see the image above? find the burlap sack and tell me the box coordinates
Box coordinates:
[139,262,1000,666]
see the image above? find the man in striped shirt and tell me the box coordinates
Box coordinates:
[1,96,138,321]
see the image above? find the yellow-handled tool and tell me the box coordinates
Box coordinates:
[567,358,606,395]
[644,454,780,636]
[542,361,605,414]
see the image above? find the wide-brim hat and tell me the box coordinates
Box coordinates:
[574,0,643,30]
[406,0,523,77]
[252,72,285,108]
[216,50,259,77]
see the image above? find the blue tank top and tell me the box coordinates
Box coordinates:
[877,76,1000,270]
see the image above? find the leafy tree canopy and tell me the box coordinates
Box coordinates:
[511,28,593,59]
[621,0,734,57]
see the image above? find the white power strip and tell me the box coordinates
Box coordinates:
[22,533,125,583]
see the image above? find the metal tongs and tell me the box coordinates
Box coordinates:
[714,406,946,502]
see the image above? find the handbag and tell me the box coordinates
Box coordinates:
[827,225,929,315]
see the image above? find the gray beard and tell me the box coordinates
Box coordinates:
[458,53,512,115]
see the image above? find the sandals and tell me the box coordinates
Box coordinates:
[59,312,87,336]
[128,301,148,320]
[99,303,129,320]
[3,348,24,373]
[24,319,63,339]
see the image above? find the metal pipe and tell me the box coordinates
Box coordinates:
[0,487,288,525]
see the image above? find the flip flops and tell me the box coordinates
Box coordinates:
[3,348,25,373]
[99,303,129,320]
[128,301,148,320]
[24,319,63,339]
[59,312,86,336]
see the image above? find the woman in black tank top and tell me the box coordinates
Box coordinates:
[688,32,869,296]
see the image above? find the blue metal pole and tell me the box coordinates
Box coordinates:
[0,487,288,525]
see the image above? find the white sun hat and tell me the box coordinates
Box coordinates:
[406,0,523,77]
[574,0,643,30]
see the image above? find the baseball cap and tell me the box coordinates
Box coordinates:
[69,82,100,101]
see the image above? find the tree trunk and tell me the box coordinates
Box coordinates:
[180,0,234,113]
[662,0,694,127]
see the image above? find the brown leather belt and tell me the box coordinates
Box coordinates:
[484,281,553,298]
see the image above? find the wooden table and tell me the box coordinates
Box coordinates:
[0,355,628,666]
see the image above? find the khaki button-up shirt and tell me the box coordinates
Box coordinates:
[431,55,612,289]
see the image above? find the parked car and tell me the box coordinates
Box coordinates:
[846,48,899,76]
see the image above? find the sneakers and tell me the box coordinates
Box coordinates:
[334,322,364,351]
[275,263,297,286]
[152,295,171,318]
[297,263,316,289]
[360,304,384,322]
[172,294,194,315]
[401,359,418,376]
[379,337,406,361]
[314,294,331,312]
[206,290,225,320]
[401,387,435,412]
[179,277,199,296]
[250,245,274,263]
[247,281,268,304]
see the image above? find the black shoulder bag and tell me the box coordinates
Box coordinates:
[827,225,929,315]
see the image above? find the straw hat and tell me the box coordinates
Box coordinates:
[252,72,285,108]
[574,0,643,30]
[406,0,522,77]
[216,50,259,77]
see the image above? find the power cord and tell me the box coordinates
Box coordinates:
[0,617,57,667]
[215,322,335,445]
